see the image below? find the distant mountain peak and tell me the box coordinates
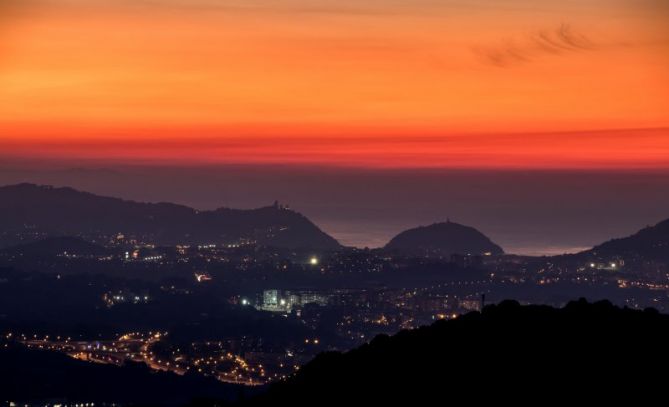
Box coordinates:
[0,184,341,250]
[384,221,504,256]
[579,217,669,262]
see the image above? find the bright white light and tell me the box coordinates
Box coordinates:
[241,298,249,306]
[309,256,319,266]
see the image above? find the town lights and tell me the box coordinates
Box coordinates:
[309,256,319,266]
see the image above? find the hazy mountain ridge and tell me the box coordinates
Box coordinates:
[3,183,668,259]
[581,218,669,261]
[0,183,341,250]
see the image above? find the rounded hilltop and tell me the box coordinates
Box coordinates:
[384,220,504,256]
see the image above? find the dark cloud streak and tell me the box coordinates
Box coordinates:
[473,23,596,67]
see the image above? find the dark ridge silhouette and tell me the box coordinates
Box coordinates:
[0,345,248,404]
[384,220,503,256]
[0,183,341,250]
[241,299,668,405]
[1,236,109,257]
[580,218,669,261]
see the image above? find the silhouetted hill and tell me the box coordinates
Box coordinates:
[0,345,247,404]
[1,236,109,257]
[384,221,503,256]
[581,218,669,261]
[0,184,341,250]
[245,299,669,405]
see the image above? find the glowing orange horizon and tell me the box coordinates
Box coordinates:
[2,127,668,170]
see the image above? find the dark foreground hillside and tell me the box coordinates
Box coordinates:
[242,299,669,405]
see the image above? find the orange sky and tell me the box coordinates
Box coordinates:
[1,0,668,168]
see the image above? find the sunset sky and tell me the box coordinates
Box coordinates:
[1,0,668,168]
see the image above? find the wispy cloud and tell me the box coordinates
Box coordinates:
[473,24,596,67]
